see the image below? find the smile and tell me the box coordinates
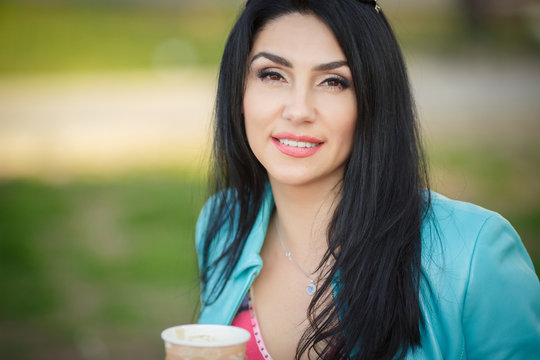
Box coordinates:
[272,133,324,158]
[277,139,321,148]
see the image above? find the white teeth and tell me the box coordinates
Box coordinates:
[278,139,319,148]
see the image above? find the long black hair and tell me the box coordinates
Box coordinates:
[199,0,431,358]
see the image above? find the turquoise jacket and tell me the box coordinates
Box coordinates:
[195,188,540,359]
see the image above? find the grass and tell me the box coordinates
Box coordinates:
[0,1,537,75]
[0,172,207,359]
[390,9,539,55]
[0,143,539,358]
[0,1,239,74]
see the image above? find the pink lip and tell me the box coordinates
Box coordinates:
[273,132,323,143]
[271,132,324,158]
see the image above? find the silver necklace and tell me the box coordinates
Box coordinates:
[275,217,317,296]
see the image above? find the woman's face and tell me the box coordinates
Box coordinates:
[243,13,357,188]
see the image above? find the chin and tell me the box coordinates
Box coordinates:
[265,159,346,188]
[267,168,317,187]
[268,169,340,189]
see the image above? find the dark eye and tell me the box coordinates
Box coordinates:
[326,79,342,87]
[321,77,351,90]
[257,70,285,83]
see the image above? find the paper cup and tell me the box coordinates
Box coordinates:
[161,324,250,360]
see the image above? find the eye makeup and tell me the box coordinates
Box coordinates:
[320,76,351,90]
[256,69,286,82]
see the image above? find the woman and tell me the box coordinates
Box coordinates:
[195,0,540,359]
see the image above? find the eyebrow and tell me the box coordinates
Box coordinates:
[250,51,348,71]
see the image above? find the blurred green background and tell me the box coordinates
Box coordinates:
[1,0,539,359]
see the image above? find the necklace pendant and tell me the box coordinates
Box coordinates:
[307,281,316,296]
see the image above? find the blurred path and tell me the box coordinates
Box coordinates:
[408,56,540,144]
[0,69,218,178]
[0,56,539,179]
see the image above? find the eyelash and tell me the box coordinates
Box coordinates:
[323,76,351,90]
[256,69,351,90]
[257,70,285,83]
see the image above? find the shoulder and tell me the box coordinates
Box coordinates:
[194,185,274,262]
[195,189,239,252]
[418,192,540,359]
[421,191,521,261]
[194,190,242,278]
[426,191,507,236]
[421,190,532,280]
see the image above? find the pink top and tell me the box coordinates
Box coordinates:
[231,288,274,360]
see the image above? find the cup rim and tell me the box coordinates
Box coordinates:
[161,324,250,347]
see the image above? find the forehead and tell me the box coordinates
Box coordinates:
[251,12,346,63]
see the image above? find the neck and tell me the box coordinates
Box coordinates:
[269,177,341,266]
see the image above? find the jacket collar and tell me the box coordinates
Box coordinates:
[234,183,275,273]
[199,184,275,325]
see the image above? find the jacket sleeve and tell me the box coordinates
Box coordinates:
[194,201,210,270]
[194,194,234,319]
[194,197,215,309]
[461,214,540,359]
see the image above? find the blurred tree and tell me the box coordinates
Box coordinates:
[456,0,539,49]
[459,0,485,39]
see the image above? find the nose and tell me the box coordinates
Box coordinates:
[282,85,316,123]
